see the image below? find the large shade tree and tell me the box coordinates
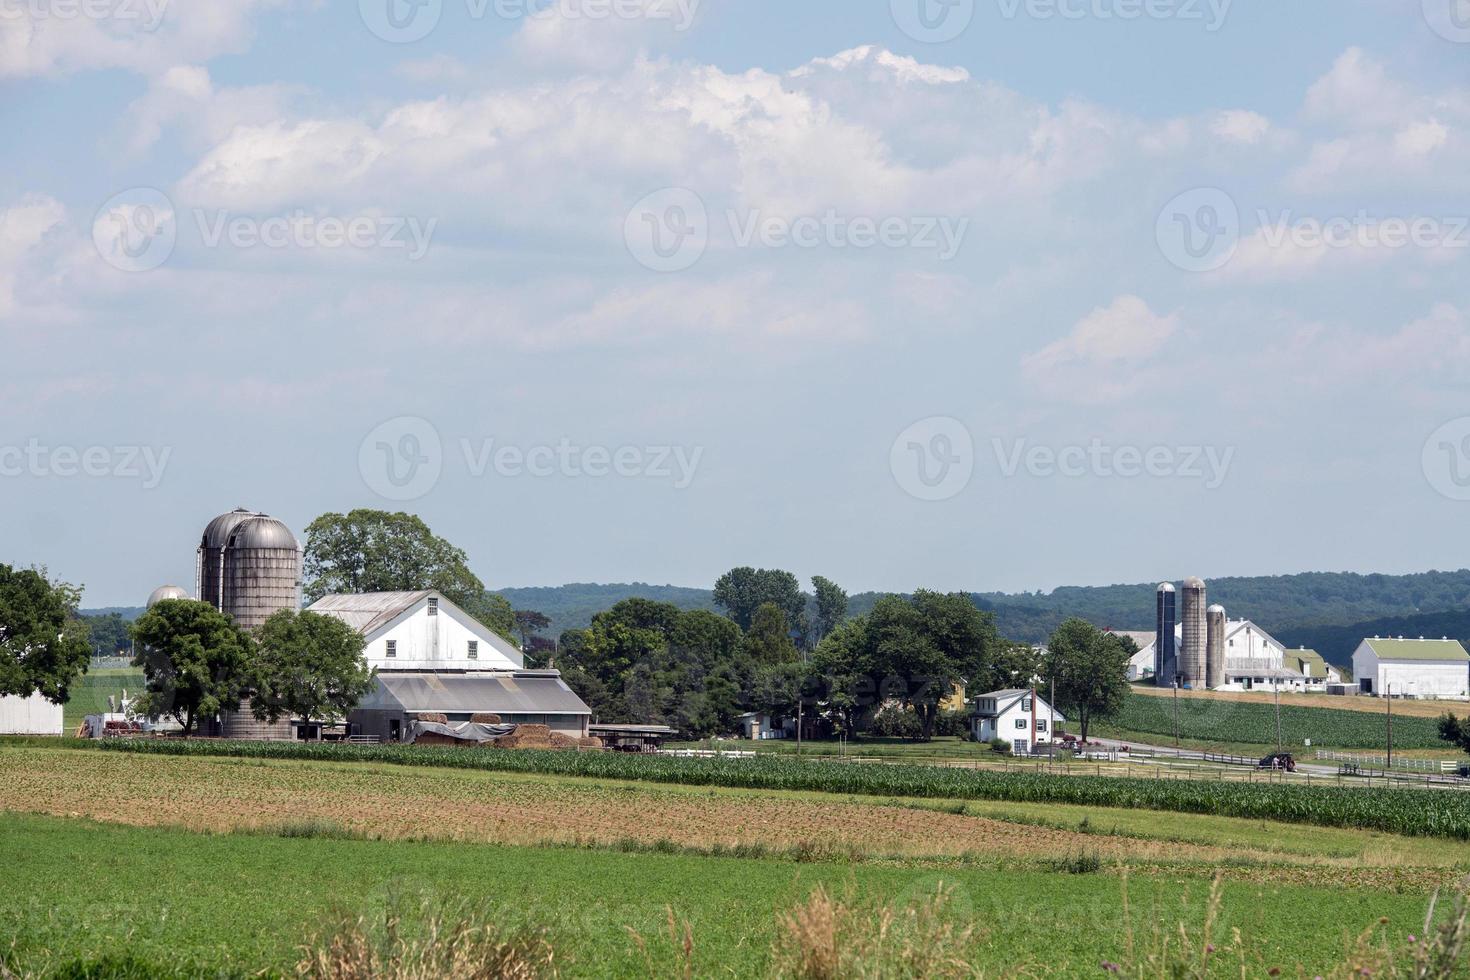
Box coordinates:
[130,599,254,736]
[0,564,91,705]
[251,609,376,730]
[1042,617,1131,742]
[713,567,806,636]
[303,510,515,641]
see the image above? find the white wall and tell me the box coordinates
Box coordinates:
[0,692,64,735]
[1223,621,1284,671]
[364,597,523,671]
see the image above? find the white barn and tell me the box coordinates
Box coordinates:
[1352,637,1470,699]
[307,590,593,740]
[970,689,1066,754]
[0,692,63,735]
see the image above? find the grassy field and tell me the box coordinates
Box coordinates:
[1128,684,1466,719]
[60,667,143,729]
[4,745,1467,977]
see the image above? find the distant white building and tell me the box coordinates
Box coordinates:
[0,692,63,735]
[1352,637,1470,699]
[1123,619,1309,691]
[970,689,1066,754]
[1106,630,1156,681]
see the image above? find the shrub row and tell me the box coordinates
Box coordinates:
[74,736,1470,841]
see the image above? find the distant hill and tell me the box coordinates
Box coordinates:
[80,606,145,621]
[494,583,719,639]
[1277,610,1470,670]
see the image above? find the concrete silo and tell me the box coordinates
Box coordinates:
[195,507,303,740]
[1155,583,1177,686]
[1180,577,1208,689]
[1206,604,1226,690]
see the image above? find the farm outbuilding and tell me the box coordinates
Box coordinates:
[0,692,63,735]
[1352,637,1470,699]
[349,671,592,741]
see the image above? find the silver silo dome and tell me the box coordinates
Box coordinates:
[196,508,302,631]
[146,585,191,608]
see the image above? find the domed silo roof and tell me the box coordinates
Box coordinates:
[1156,582,1176,593]
[147,585,190,608]
[1207,604,1226,614]
[1183,576,1206,590]
[202,507,259,549]
[228,515,300,550]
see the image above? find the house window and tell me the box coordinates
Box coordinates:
[1015,718,1027,730]
[468,640,478,660]
[1036,720,1047,732]
[1022,697,1033,710]
[428,597,438,616]
[386,640,397,659]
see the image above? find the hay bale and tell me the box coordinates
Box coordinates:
[577,736,604,749]
[547,731,578,748]
[414,712,448,725]
[470,712,502,724]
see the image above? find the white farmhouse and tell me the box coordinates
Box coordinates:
[1352,637,1470,699]
[0,691,63,735]
[970,689,1066,754]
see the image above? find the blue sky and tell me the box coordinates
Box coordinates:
[2,0,1469,607]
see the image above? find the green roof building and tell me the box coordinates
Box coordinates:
[1351,636,1470,699]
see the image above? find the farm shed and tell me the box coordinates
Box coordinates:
[970,689,1065,754]
[0,692,62,735]
[350,671,592,741]
[1352,637,1470,699]
[588,723,677,752]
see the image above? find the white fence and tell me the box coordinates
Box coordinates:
[1314,750,1458,774]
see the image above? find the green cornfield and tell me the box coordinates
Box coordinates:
[1107,692,1446,749]
[62,736,1470,841]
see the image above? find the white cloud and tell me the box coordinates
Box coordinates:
[1212,110,1271,145]
[0,194,65,317]
[1021,295,1179,404]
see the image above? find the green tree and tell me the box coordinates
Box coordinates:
[1042,618,1131,742]
[251,610,375,730]
[741,603,798,666]
[1438,714,1470,757]
[811,575,848,645]
[969,640,1042,695]
[0,564,91,704]
[513,610,552,650]
[82,612,132,658]
[811,617,875,739]
[303,510,514,641]
[713,567,806,635]
[669,609,742,668]
[130,599,254,736]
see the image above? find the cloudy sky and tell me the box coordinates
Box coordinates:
[3,0,1469,607]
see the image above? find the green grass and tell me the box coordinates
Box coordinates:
[60,668,143,729]
[1107,690,1448,749]
[0,813,1444,978]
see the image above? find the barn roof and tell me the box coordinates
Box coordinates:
[1360,637,1470,662]
[359,671,592,717]
[307,591,433,635]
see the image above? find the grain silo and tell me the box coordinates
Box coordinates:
[195,507,303,740]
[1154,583,1177,686]
[196,507,302,631]
[146,585,191,608]
[1206,604,1226,690]
[1180,577,1208,688]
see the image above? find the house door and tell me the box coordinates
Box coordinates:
[1013,738,1029,755]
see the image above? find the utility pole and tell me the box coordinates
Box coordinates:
[1274,683,1282,753]
[796,696,803,758]
[1386,683,1393,771]
[1173,677,1180,750]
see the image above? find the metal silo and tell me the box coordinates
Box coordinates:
[1180,577,1208,689]
[1155,583,1177,686]
[1206,604,1226,690]
[146,585,191,608]
[195,508,303,740]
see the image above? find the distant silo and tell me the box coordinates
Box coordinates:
[1206,604,1226,690]
[146,585,190,608]
[1155,583,1177,686]
[195,507,302,740]
[1180,577,1208,688]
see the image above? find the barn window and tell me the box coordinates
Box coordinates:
[428,597,439,616]
[386,640,397,658]
[468,640,478,660]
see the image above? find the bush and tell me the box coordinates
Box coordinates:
[933,710,971,738]
[989,738,1011,754]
